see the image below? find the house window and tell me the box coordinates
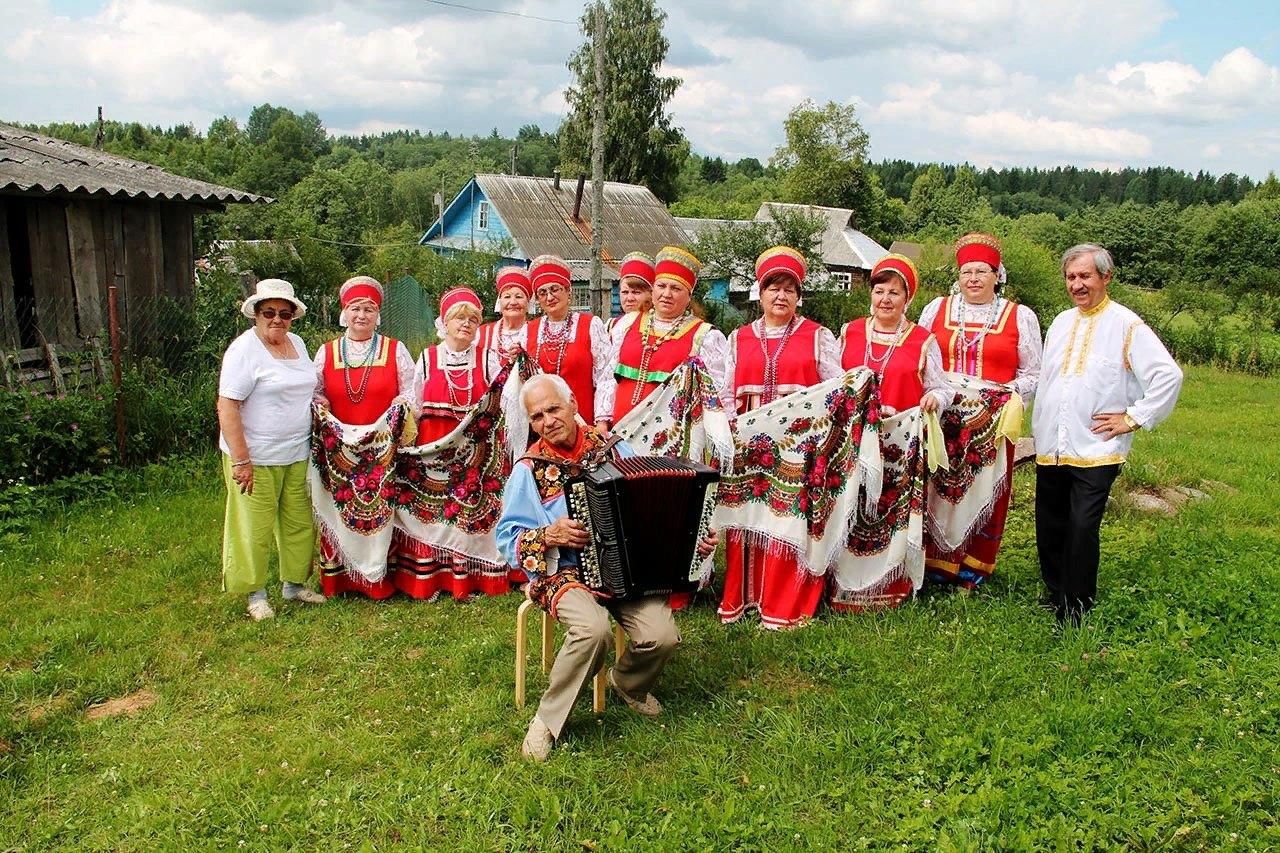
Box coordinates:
[571,284,591,311]
[477,201,489,230]
[830,271,853,290]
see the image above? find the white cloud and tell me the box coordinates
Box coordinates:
[1053,48,1280,124]
[873,80,1152,161]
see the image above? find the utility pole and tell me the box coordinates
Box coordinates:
[589,1,608,319]
[94,106,104,149]
[511,143,518,176]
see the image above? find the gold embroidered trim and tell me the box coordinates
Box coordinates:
[1035,453,1127,467]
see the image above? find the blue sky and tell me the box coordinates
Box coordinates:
[3,0,1278,179]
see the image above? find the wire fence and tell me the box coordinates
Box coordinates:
[0,272,453,488]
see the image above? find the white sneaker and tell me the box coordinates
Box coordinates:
[521,717,554,762]
[608,669,663,717]
[283,587,326,605]
[247,599,275,621]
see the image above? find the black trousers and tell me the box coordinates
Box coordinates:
[1035,463,1121,618]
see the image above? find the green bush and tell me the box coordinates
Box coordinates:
[0,387,116,484]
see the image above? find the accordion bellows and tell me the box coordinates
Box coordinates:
[566,457,720,600]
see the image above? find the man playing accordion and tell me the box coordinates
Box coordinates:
[496,374,717,762]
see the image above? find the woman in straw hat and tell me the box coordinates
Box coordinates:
[217,279,325,621]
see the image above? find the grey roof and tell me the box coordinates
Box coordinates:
[754,202,886,270]
[0,124,270,204]
[888,240,924,263]
[673,215,753,241]
[472,173,688,264]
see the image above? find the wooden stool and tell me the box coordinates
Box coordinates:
[515,598,626,712]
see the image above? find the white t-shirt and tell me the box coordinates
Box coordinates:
[218,329,314,465]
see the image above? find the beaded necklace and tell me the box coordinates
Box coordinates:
[441,344,476,409]
[756,316,800,405]
[340,332,380,404]
[951,296,1001,376]
[534,313,574,377]
[631,308,693,406]
[863,317,907,381]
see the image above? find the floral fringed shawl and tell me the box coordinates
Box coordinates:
[612,356,734,472]
[831,408,928,603]
[310,358,529,586]
[309,402,416,585]
[924,374,1022,555]
[713,367,884,577]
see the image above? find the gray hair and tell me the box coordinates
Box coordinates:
[1061,243,1114,278]
[520,373,575,411]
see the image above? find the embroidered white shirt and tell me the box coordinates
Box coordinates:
[1032,298,1183,467]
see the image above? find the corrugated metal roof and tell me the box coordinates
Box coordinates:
[674,215,754,241]
[755,202,885,270]
[844,228,889,268]
[0,124,270,204]
[473,173,689,264]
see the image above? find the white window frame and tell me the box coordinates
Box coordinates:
[829,271,853,291]
[570,283,591,311]
[477,200,489,230]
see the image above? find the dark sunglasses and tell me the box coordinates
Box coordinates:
[257,308,296,321]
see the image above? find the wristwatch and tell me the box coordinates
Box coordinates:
[1122,413,1139,431]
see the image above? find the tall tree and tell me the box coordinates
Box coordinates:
[770,100,885,236]
[559,0,688,201]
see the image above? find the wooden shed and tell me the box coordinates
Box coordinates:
[0,125,269,368]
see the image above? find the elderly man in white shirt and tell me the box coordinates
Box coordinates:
[1032,243,1184,624]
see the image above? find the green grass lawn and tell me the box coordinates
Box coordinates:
[3,365,1279,850]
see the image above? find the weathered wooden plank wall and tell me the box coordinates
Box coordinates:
[1,196,201,352]
[28,201,79,343]
[66,204,103,335]
[0,204,18,350]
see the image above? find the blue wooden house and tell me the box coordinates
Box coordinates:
[420,173,690,317]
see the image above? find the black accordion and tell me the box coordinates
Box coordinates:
[565,456,720,600]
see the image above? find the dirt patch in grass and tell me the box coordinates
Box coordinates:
[85,688,157,721]
[739,669,827,696]
[0,737,11,755]
[27,694,75,722]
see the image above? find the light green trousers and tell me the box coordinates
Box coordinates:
[221,455,314,595]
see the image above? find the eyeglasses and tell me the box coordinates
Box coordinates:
[959,267,995,279]
[535,284,567,298]
[257,308,296,321]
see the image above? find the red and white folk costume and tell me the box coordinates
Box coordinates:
[394,286,506,600]
[836,254,951,611]
[524,255,616,425]
[609,246,732,423]
[606,251,656,336]
[476,266,533,367]
[718,246,844,629]
[609,246,731,610]
[917,233,1042,588]
[313,276,417,599]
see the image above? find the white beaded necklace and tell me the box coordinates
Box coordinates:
[441,344,476,407]
[952,296,1002,375]
[864,317,907,380]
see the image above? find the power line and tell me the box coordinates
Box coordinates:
[421,0,575,25]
